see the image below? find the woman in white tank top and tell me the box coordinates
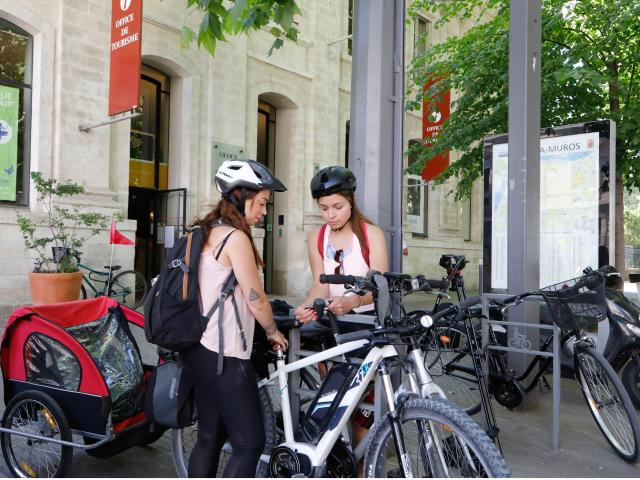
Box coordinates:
[294,165,388,321]
[294,165,388,458]
[182,160,288,478]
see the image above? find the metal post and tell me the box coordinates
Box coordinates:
[552,323,560,448]
[349,0,404,273]
[507,0,541,409]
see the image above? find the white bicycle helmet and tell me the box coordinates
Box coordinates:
[215,160,286,195]
[215,160,286,215]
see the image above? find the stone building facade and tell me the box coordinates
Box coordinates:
[0,0,483,307]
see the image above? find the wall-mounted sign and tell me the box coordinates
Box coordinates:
[108,0,142,116]
[0,85,19,201]
[422,77,450,181]
[212,142,245,174]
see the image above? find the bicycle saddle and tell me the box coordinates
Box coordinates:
[104,265,121,271]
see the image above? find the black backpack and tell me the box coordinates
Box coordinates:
[144,224,247,373]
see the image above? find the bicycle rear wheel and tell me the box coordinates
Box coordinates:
[575,345,640,462]
[364,397,509,477]
[110,270,148,309]
[423,323,482,415]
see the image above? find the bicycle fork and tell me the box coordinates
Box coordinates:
[380,362,415,478]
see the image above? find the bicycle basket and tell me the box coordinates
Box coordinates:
[539,273,607,331]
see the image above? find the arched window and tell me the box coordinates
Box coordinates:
[0,18,32,205]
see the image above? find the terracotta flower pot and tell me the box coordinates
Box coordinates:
[29,272,83,305]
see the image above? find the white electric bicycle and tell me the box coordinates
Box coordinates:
[264,272,510,478]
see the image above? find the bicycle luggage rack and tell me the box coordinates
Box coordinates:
[481,293,562,449]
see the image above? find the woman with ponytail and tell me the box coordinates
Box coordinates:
[183,160,288,478]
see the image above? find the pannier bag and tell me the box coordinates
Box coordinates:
[145,359,195,429]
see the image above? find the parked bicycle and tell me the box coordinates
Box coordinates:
[426,267,640,463]
[76,253,148,309]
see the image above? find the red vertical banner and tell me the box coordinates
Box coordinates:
[421,77,450,181]
[108,0,143,116]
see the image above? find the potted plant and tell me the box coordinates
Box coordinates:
[16,172,110,305]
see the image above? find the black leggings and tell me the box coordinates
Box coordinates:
[182,344,265,478]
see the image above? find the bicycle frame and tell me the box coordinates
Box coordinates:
[78,263,132,298]
[266,337,445,472]
[78,263,112,296]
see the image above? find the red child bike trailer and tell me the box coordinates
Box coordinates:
[0,297,165,477]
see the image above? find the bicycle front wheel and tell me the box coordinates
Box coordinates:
[171,382,277,478]
[364,397,509,478]
[110,270,148,309]
[423,323,482,415]
[575,345,640,463]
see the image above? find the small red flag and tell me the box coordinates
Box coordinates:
[109,222,134,245]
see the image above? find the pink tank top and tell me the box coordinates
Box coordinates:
[321,225,373,313]
[198,239,255,359]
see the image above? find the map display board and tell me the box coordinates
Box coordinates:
[483,121,614,292]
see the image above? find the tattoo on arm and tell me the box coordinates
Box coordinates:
[248,288,260,301]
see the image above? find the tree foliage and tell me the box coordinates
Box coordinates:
[181,0,300,56]
[407,0,640,200]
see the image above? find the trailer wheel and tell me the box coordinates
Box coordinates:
[1,390,72,478]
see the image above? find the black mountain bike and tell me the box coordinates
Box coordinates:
[426,267,640,463]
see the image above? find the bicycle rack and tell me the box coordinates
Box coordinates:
[481,293,562,449]
[285,311,385,460]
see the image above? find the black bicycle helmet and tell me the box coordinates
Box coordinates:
[310,166,356,199]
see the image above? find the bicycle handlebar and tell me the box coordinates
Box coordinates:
[425,278,449,290]
[319,274,357,285]
[430,294,482,322]
[333,295,483,345]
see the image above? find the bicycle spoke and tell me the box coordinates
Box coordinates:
[578,352,635,455]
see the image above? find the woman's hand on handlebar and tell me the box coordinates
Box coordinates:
[328,295,359,316]
[294,303,318,324]
[269,329,289,351]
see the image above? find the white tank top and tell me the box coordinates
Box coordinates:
[198,240,255,359]
[321,225,373,313]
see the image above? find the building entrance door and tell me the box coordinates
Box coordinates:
[257,101,276,292]
[129,187,187,280]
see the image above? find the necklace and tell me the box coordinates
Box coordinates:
[331,225,345,232]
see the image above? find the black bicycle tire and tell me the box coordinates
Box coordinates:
[622,355,640,410]
[1,390,73,478]
[363,397,510,478]
[575,345,640,463]
[424,322,483,415]
[171,381,277,477]
[110,270,149,309]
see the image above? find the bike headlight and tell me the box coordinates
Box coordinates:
[420,315,434,329]
[626,323,640,337]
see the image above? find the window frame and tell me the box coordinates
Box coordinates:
[0,17,33,207]
[406,139,428,236]
[413,15,431,59]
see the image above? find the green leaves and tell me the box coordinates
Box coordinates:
[182,0,300,56]
[16,172,110,273]
[408,0,640,200]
